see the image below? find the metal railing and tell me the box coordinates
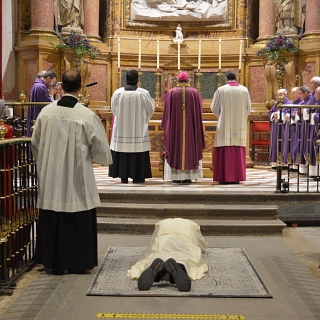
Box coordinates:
[0,138,37,296]
[276,102,320,193]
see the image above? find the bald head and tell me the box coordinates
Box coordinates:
[61,70,82,94]
[277,88,287,99]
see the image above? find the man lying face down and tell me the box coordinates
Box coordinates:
[127,218,208,292]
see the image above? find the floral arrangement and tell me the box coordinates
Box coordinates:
[256,34,298,60]
[56,32,101,71]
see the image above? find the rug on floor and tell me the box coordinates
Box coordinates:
[87,246,272,297]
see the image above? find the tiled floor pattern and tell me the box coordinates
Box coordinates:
[94,165,320,193]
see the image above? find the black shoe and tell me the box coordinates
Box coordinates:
[52,269,64,275]
[271,167,277,170]
[173,180,182,183]
[289,168,298,172]
[68,269,86,274]
[182,179,192,184]
[219,181,239,185]
[133,179,145,184]
[121,178,128,183]
[164,258,191,292]
[138,258,164,291]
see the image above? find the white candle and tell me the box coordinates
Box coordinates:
[117,38,120,68]
[239,40,243,71]
[198,40,201,70]
[138,39,141,69]
[178,42,180,70]
[157,40,160,69]
[218,38,221,70]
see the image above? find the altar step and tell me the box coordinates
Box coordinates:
[96,198,286,235]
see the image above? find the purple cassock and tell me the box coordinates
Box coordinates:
[268,97,291,164]
[298,94,312,165]
[161,86,205,171]
[283,98,302,165]
[26,78,53,136]
[308,98,320,167]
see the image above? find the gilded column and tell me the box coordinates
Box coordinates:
[304,0,320,37]
[29,0,55,35]
[257,0,276,41]
[83,0,101,42]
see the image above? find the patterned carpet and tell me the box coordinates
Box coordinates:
[87,246,272,298]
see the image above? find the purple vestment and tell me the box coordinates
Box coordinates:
[26,78,52,136]
[161,86,205,171]
[298,94,312,165]
[268,97,291,164]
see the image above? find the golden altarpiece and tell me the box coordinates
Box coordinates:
[13,0,320,177]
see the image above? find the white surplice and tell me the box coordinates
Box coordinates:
[110,87,155,152]
[210,84,251,147]
[31,100,112,212]
[127,218,208,281]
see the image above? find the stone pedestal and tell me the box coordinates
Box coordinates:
[304,0,320,37]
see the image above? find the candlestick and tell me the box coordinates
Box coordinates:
[118,38,120,68]
[198,40,201,70]
[138,39,141,69]
[239,39,243,71]
[157,40,160,69]
[178,42,180,70]
[218,38,221,70]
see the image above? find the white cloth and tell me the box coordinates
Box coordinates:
[110,87,155,152]
[127,218,208,281]
[31,100,112,212]
[210,84,251,147]
[164,160,203,181]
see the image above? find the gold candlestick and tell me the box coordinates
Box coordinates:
[238,69,242,85]
[155,68,161,110]
[196,69,202,92]
[138,69,143,88]
[116,67,121,89]
[217,69,222,87]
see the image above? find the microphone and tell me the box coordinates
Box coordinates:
[83,82,98,88]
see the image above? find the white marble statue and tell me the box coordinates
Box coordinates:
[131,0,227,22]
[173,24,184,43]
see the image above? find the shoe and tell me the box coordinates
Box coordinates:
[68,269,86,274]
[164,258,191,292]
[289,168,298,172]
[138,258,164,291]
[121,178,128,183]
[271,167,277,170]
[133,179,145,184]
[182,179,192,184]
[52,269,64,275]
[219,181,239,185]
[173,180,182,183]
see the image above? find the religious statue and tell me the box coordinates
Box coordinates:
[173,24,184,44]
[55,0,84,34]
[274,0,304,36]
[130,0,227,22]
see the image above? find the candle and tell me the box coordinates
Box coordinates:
[138,39,141,69]
[198,39,201,70]
[218,38,221,70]
[239,40,243,71]
[178,42,180,70]
[117,38,120,68]
[157,40,160,69]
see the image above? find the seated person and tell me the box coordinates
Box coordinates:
[127,218,208,292]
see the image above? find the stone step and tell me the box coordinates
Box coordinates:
[97,217,286,236]
[97,203,278,220]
